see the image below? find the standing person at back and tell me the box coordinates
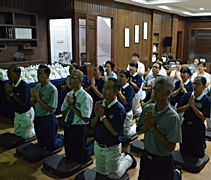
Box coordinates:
[129,62,143,118]
[104,61,117,81]
[91,78,137,179]
[61,70,93,163]
[127,52,146,102]
[5,64,35,139]
[137,76,182,180]
[127,52,145,77]
[30,65,64,150]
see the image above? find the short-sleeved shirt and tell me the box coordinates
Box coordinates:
[131,72,142,93]
[148,66,167,76]
[11,78,30,113]
[118,83,135,112]
[95,98,126,146]
[127,61,145,75]
[33,81,58,117]
[170,79,193,106]
[143,73,156,88]
[107,71,117,79]
[137,103,181,156]
[87,77,105,104]
[191,72,210,83]
[177,92,211,121]
[61,87,93,125]
[170,70,181,80]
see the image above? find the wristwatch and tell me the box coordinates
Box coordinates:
[100,115,106,121]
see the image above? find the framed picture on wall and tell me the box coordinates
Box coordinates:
[134,25,139,43]
[125,28,130,47]
[143,22,148,40]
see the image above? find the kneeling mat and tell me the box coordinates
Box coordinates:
[75,168,130,180]
[172,150,210,172]
[16,143,62,162]
[43,154,93,178]
[0,132,36,149]
[122,134,138,146]
[130,140,144,154]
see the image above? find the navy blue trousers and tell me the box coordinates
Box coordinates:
[34,114,64,150]
[64,124,88,163]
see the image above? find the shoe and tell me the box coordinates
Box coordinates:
[124,152,137,169]
[174,165,182,180]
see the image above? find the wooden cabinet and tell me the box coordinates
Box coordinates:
[0,11,37,50]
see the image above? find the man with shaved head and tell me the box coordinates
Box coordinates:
[61,70,93,163]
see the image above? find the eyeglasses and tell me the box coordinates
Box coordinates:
[118,75,126,78]
[152,66,159,69]
[193,82,203,86]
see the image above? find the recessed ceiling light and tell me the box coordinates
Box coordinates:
[199,8,204,10]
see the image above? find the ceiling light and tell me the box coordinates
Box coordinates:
[183,12,192,15]
[199,8,204,10]
[157,6,171,10]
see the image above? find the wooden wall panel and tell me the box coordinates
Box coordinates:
[74,0,152,70]
[183,18,211,63]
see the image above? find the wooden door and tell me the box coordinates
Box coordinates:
[86,14,97,81]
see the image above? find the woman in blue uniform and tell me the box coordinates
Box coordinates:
[177,76,211,158]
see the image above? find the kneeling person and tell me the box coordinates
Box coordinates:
[5,64,35,139]
[91,78,136,179]
[30,65,63,150]
[61,70,93,163]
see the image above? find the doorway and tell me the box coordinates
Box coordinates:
[97,16,112,66]
[49,18,72,64]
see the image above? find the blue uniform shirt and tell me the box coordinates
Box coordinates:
[95,98,126,146]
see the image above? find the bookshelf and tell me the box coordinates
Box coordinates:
[0,11,37,49]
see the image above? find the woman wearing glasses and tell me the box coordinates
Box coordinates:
[191,61,210,88]
[177,76,211,158]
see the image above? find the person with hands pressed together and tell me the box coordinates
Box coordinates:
[91,78,137,179]
[177,76,211,158]
[170,67,193,108]
[61,69,93,163]
[30,65,63,150]
[136,76,182,180]
[5,64,35,139]
[85,65,105,119]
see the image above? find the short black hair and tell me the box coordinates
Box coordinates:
[176,59,183,65]
[195,76,207,86]
[9,64,21,76]
[132,52,140,58]
[153,62,161,70]
[105,61,115,70]
[119,69,130,79]
[95,65,104,76]
[156,57,163,62]
[129,62,138,69]
[198,61,206,67]
[180,67,191,77]
[38,64,51,75]
[108,78,121,91]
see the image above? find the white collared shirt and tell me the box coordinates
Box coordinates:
[102,97,117,108]
[12,78,21,87]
